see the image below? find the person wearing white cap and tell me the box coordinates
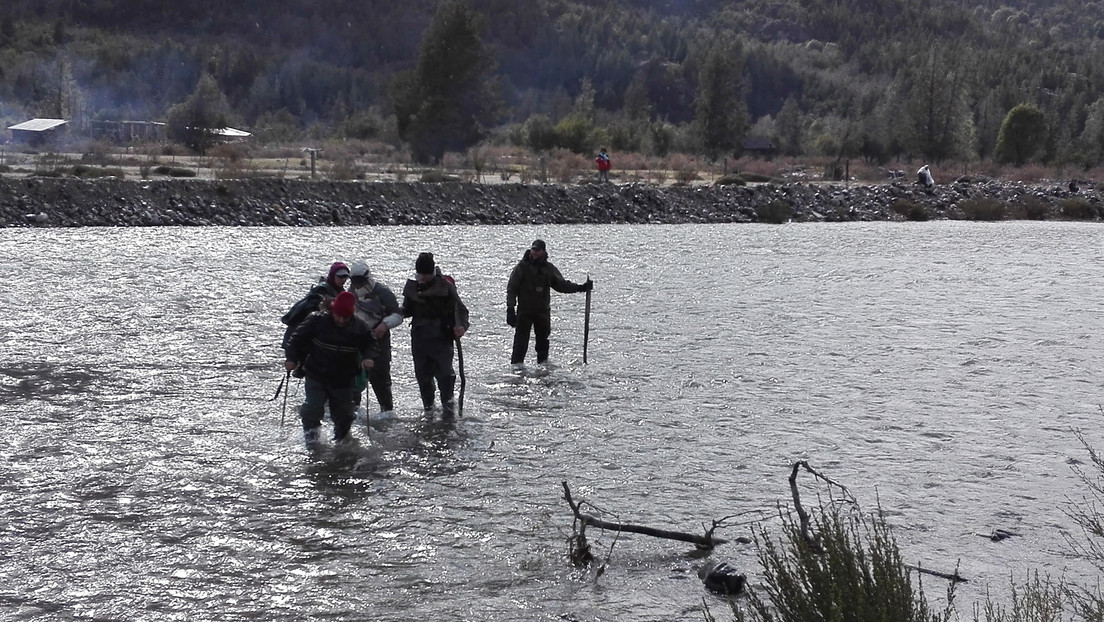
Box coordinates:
[348,260,402,416]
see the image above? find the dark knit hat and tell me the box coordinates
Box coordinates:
[530,239,546,251]
[415,252,435,275]
[332,291,356,318]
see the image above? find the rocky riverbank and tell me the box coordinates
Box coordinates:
[0,176,1099,227]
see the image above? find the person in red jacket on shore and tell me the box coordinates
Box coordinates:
[595,148,611,182]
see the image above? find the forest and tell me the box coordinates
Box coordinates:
[2,0,1104,169]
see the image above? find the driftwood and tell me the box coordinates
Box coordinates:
[905,564,968,584]
[561,481,745,551]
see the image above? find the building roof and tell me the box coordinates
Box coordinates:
[7,118,68,132]
[215,127,251,137]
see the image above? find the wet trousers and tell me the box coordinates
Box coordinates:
[510,312,551,364]
[412,335,457,414]
[300,377,358,440]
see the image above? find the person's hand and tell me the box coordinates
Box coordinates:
[284,360,297,372]
[454,326,467,339]
[361,358,375,370]
[581,278,594,293]
[373,323,389,339]
[506,307,517,327]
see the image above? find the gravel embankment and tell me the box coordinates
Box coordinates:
[0,177,1097,227]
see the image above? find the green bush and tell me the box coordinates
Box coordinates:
[891,198,930,221]
[734,506,952,622]
[713,174,746,186]
[1059,197,1097,220]
[167,167,197,178]
[959,198,1006,221]
[758,200,792,224]
[740,172,776,183]
[1008,196,1049,220]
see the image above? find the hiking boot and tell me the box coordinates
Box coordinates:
[304,428,321,450]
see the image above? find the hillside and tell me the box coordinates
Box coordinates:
[1,0,1103,168]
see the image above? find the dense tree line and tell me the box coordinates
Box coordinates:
[2,0,1104,166]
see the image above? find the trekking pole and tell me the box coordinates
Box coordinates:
[281,369,292,427]
[583,274,592,364]
[455,337,466,417]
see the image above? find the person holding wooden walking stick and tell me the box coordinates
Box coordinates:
[506,239,593,368]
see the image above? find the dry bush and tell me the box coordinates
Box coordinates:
[440,151,466,172]
[547,149,586,183]
[663,153,703,185]
[208,142,250,163]
[1005,163,1051,183]
[614,151,649,172]
[734,157,784,178]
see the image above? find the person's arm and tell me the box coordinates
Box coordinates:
[378,285,403,329]
[284,314,318,368]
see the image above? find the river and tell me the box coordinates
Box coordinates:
[1,221,1102,621]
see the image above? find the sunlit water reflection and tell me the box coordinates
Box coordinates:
[1,221,1102,620]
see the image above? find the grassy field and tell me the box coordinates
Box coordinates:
[1,141,1099,189]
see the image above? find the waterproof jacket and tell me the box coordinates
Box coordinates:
[507,250,584,316]
[401,273,470,342]
[284,312,378,387]
[353,281,402,360]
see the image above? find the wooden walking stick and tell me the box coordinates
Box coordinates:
[455,337,466,417]
[583,275,592,364]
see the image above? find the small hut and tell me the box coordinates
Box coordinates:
[7,118,68,146]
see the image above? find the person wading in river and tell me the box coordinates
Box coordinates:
[506,239,592,367]
[401,252,469,418]
[349,260,402,417]
[284,291,377,447]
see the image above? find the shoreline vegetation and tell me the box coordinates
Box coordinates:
[2,147,1102,227]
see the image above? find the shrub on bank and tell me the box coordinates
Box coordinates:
[959,197,1006,220]
[758,200,792,224]
[729,506,952,622]
[714,174,746,186]
[891,198,930,221]
[1059,197,1097,220]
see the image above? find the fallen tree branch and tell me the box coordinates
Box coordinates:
[561,481,732,549]
[905,563,968,584]
[789,460,857,544]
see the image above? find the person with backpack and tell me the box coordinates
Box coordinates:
[400,252,469,418]
[506,239,593,367]
[348,260,402,416]
[595,148,611,182]
[280,261,351,352]
[283,291,378,448]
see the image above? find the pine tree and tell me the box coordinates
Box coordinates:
[694,40,747,161]
[391,0,500,164]
[165,73,231,154]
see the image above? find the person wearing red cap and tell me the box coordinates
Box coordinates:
[284,291,378,447]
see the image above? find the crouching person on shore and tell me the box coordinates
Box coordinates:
[284,291,378,448]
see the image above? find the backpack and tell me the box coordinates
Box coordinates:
[280,290,323,328]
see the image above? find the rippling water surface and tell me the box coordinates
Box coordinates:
[2,221,1103,621]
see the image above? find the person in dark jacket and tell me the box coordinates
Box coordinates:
[281,261,351,351]
[401,252,470,417]
[506,239,592,366]
[349,260,402,415]
[284,291,377,447]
